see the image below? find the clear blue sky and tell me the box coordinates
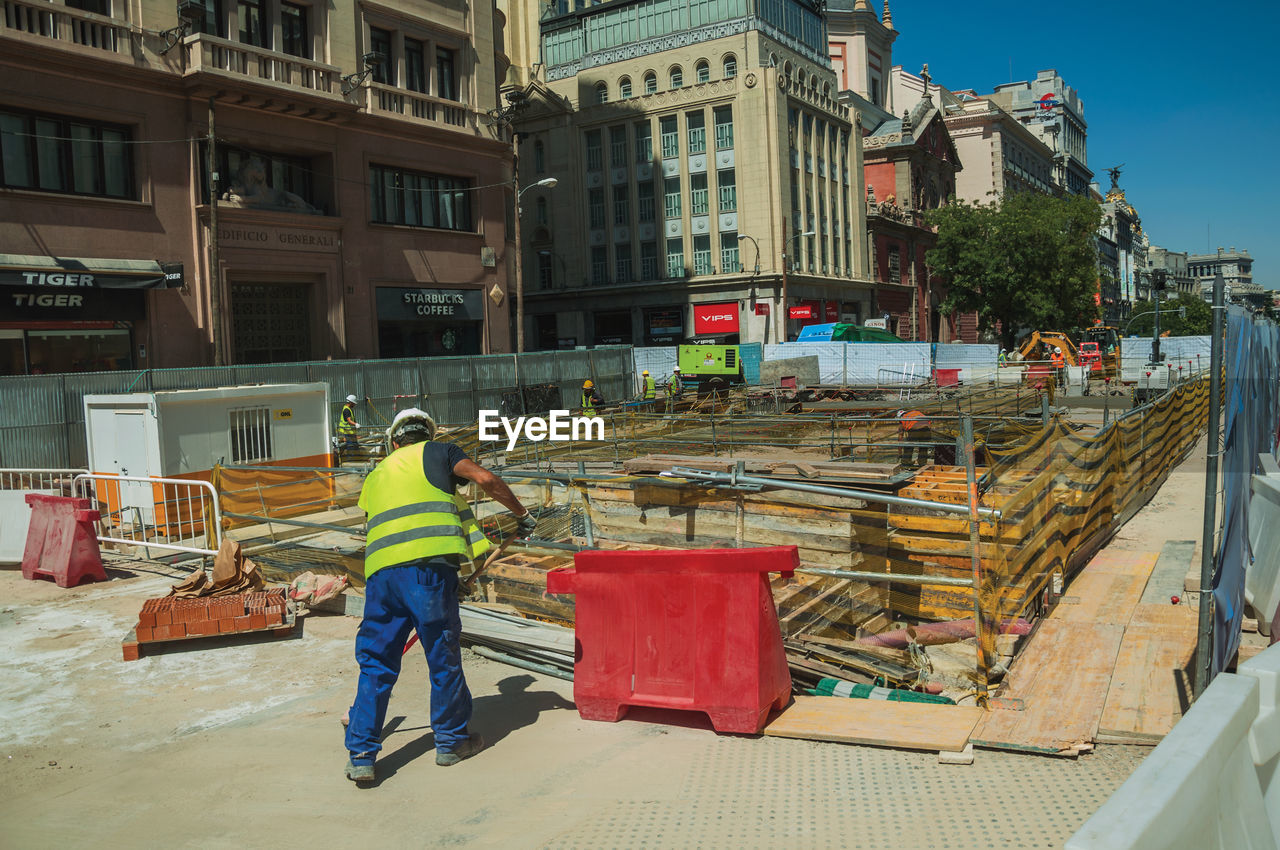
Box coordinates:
[885,0,1279,288]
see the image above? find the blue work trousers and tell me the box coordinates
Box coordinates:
[345,562,472,764]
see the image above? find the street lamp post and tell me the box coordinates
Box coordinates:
[514,176,558,353]
[780,227,816,342]
[735,234,760,275]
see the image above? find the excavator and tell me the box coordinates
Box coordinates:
[1014,331,1078,386]
[1079,322,1122,379]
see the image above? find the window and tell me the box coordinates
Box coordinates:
[663,177,681,218]
[613,185,629,225]
[212,144,316,209]
[610,126,627,167]
[281,3,309,58]
[669,66,683,89]
[665,238,684,278]
[534,139,546,174]
[405,38,426,93]
[239,0,267,47]
[641,242,658,279]
[659,116,678,158]
[229,407,274,463]
[723,55,737,78]
[537,252,553,290]
[888,244,901,283]
[690,173,708,215]
[634,122,652,162]
[644,72,657,94]
[589,188,605,228]
[370,165,471,230]
[695,61,710,83]
[718,169,736,212]
[721,232,739,273]
[0,109,133,199]
[687,111,705,155]
[595,82,608,104]
[714,106,733,149]
[66,0,110,15]
[692,235,712,275]
[585,130,602,170]
[591,246,608,285]
[369,28,393,85]
[638,181,655,222]
[193,0,226,37]
[619,77,633,99]
[615,244,632,282]
[536,196,548,225]
[437,47,458,100]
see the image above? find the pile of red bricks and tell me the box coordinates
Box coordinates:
[134,588,288,643]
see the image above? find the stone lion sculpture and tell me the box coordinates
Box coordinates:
[222,156,319,214]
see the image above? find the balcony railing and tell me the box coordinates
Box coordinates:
[367,84,469,129]
[2,0,133,55]
[183,33,342,98]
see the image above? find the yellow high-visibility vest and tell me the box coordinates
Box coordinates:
[338,403,358,436]
[582,391,596,414]
[643,376,655,400]
[358,442,490,578]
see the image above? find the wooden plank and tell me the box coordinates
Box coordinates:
[1049,570,1148,626]
[1096,623,1195,744]
[1081,549,1160,578]
[764,695,983,753]
[971,619,1124,755]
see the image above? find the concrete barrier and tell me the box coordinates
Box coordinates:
[1248,461,1280,636]
[1066,643,1280,849]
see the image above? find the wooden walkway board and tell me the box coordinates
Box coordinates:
[1078,549,1160,578]
[763,695,983,753]
[1051,571,1149,626]
[1097,621,1195,744]
[971,619,1125,755]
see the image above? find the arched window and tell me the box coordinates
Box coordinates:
[534,140,545,174]
[809,73,818,90]
[782,61,793,80]
[695,61,709,83]
[644,72,657,94]
[723,54,737,78]
[595,81,608,104]
[619,76,632,99]
[669,66,683,89]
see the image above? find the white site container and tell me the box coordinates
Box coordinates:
[83,383,332,523]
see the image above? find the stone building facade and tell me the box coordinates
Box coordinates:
[987,69,1092,197]
[1,0,513,374]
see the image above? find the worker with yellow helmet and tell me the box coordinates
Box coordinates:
[641,370,656,400]
[581,379,603,414]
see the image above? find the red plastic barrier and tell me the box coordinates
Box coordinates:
[934,368,960,388]
[21,494,107,588]
[547,545,798,734]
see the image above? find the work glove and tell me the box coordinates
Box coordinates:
[514,512,539,538]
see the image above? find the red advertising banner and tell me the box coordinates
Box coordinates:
[754,303,770,316]
[789,305,813,319]
[693,302,740,334]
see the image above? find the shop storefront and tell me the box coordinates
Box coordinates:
[644,307,683,345]
[592,310,632,345]
[376,286,484,357]
[690,302,740,344]
[0,255,182,375]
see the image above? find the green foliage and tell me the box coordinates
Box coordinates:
[1125,295,1212,336]
[925,191,1103,349]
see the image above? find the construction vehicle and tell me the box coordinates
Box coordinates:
[1016,331,1080,365]
[1079,323,1122,379]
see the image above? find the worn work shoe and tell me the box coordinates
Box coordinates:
[345,760,375,784]
[435,734,485,767]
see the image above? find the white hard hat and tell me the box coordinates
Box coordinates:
[387,407,437,443]
[346,394,358,404]
[673,365,681,372]
[895,410,906,418]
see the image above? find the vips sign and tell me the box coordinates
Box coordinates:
[788,305,813,319]
[376,287,485,322]
[692,302,739,335]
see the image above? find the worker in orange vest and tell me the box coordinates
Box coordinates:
[896,409,932,468]
[1050,347,1066,389]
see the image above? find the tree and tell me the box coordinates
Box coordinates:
[1125,294,1212,336]
[925,191,1103,349]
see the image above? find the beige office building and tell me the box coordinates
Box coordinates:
[510,0,872,347]
[1,0,513,374]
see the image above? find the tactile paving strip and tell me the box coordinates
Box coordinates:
[544,736,1147,849]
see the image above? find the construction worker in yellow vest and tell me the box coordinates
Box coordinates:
[338,394,360,455]
[344,407,536,784]
[641,370,656,400]
[581,379,603,414]
[670,365,683,397]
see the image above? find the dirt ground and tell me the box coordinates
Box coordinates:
[0,442,1219,848]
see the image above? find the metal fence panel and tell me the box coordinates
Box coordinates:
[589,346,633,402]
[517,351,559,386]
[472,355,518,415]
[420,356,477,424]
[0,376,69,468]
[555,351,594,407]
[632,347,679,388]
[359,360,424,424]
[150,366,240,391]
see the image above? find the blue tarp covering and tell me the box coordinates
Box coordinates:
[1212,308,1280,677]
[796,324,838,342]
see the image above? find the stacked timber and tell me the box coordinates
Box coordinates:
[622,454,901,486]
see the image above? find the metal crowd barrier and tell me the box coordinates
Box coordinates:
[73,473,223,558]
